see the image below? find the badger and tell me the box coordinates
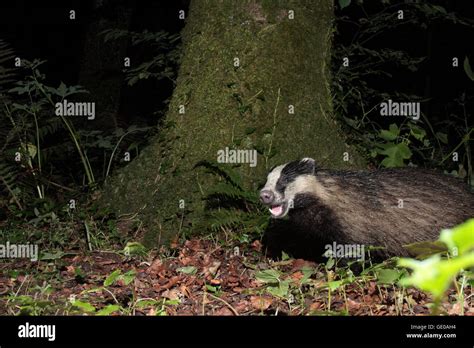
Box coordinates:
[260,158,474,261]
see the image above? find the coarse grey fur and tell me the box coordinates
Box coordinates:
[260,158,474,260]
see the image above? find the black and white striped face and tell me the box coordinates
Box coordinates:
[260,158,316,218]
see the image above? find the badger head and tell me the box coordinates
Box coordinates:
[260,158,316,218]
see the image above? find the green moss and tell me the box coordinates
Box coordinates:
[101,0,365,246]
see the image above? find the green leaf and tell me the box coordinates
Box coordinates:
[339,0,351,9]
[408,124,426,141]
[177,266,197,275]
[439,219,474,256]
[403,241,447,259]
[39,250,65,261]
[464,56,474,81]
[432,5,447,14]
[399,254,474,299]
[11,102,29,111]
[300,266,315,284]
[21,143,37,159]
[96,304,121,316]
[267,280,290,298]
[327,280,343,291]
[123,242,147,257]
[379,124,399,141]
[135,299,159,308]
[325,258,335,269]
[206,284,219,293]
[255,269,281,284]
[72,300,96,313]
[378,142,412,167]
[435,132,448,144]
[57,82,68,97]
[104,269,121,287]
[120,270,136,285]
[376,268,402,284]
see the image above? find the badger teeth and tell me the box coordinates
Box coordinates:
[270,205,283,216]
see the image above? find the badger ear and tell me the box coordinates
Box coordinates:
[300,157,316,174]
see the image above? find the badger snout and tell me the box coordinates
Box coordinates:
[260,190,274,204]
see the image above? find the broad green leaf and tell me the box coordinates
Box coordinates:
[398,254,474,299]
[104,269,121,287]
[378,142,412,167]
[122,241,146,256]
[96,304,120,316]
[325,257,335,269]
[135,299,159,308]
[72,300,96,313]
[379,124,399,141]
[123,241,147,257]
[120,270,136,285]
[300,266,315,284]
[267,280,290,298]
[403,240,447,259]
[255,269,281,284]
[439,219,474,256]
[327,280,343,291]
[376,268,402,284]
[408,124,426,141]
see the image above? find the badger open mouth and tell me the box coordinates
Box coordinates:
[269,203,286,218]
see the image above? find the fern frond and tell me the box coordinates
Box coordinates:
[195,160,243,189]
[205,182,259,204]
[0,39,16,93]
[206,209,247,231]
[195,160,269,236]
[37,116,63,140]
[0,162,22,209]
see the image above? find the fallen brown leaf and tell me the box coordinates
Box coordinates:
[162,276,181,290]
[346,298,362,311]
[146,259,164,274]
[214,307,234,316]
[250,296,272,311]
[162,289,181,301]
[309,301,323,311]
[210,279,221,286]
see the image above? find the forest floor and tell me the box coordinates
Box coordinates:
[1,236,472,316]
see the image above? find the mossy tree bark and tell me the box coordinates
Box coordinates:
[101,0,365,245]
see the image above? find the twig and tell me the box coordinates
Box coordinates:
[204,292,239,316]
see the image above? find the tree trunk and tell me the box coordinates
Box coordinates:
[101,0,365,245]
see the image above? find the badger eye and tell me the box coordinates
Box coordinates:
[275,179,287,193]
